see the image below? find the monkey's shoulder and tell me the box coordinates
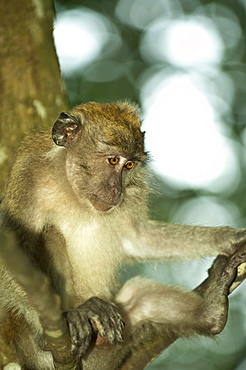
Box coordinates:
[16,130,52,155]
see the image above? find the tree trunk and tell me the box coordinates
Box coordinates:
[0,0,67,194]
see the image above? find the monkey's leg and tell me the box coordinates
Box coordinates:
[82,277,222,370]
[117,247,246,338]
[116,277,213,336]
[82,247,246,370]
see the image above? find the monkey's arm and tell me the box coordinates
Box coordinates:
[124,221,246,260]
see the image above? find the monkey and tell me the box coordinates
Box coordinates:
[1,101,246,369]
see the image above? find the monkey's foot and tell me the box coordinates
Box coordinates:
[65,297,124,358]
[196,244,246,335]
[208,244,246,295]
[195,243,246,297]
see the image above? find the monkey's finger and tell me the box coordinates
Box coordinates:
[67,321,79,350]
[99,309,124,343]
[109,315,125,342]
[75,312,92,351]
[102,316,124,344]
[90,316,107,338]
[114,322,124,342]
[90,315,117,344]
[65,310,92,357]
[98,300,124,330]
[64,311,80,348]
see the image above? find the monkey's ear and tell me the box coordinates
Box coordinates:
[52,112,82,147]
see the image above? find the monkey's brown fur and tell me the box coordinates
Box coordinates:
[1,101,246,369]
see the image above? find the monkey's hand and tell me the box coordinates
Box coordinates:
[65,297,124,358]
[81,297,124,345]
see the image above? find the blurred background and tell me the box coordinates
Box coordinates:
[53,0,246,368]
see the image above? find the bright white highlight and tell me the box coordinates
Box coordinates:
[165,18,223,66]
[53,10,107,72]
[122,238,137,256]
[170,196,242,227]
[140,16,239,191]
[141,17,223,67]
[142,76,238,190]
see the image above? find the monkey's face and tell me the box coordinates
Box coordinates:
[84,155,140,212]
[65,137,146,212]
[52,102,148,212]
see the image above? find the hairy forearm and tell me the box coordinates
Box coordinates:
[124,222,246,261]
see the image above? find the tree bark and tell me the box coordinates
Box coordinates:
[0,0,67,194]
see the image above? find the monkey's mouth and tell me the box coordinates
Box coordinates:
[89,194,121,212]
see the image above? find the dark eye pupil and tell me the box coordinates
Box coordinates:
[109,157,118,165]
[126,162,134,169]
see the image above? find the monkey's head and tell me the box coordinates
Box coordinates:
[52,102,148,212]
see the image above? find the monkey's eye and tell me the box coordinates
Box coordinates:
[108,157,120,166]
[125,161,135,170]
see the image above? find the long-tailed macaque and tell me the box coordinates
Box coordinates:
[1,101,246,369]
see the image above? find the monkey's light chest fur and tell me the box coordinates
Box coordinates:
[52,205,127,306]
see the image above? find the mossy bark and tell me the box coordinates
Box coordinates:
[0,0,67,194]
